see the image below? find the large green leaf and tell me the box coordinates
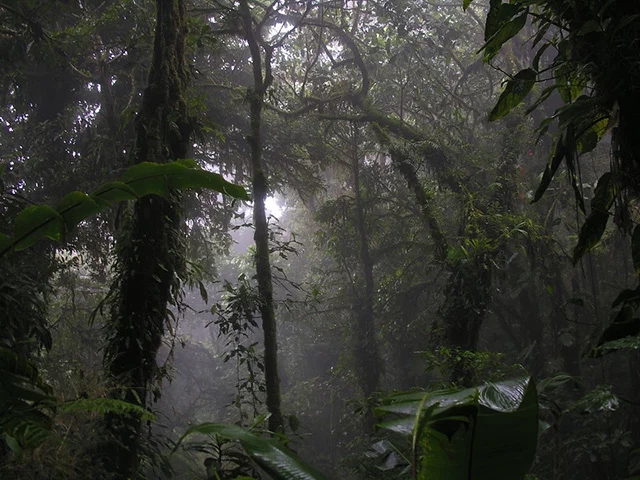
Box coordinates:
[531,134,567,203]
[13,206,65,251]
[92,181,138,205]
[482,3,528,61]
[174,423,327,480]
[378,377,538,480]
[472,379,538,479]
[120,161,249,199]
[572,172,615,263]
[489,69,537,121]
[484,0,519,41]
[0,160,249,257]
[56,192,103,230]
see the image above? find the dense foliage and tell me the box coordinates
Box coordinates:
[1,0,639,479]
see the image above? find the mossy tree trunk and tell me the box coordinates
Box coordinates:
[350,124,381,428]
[239,0,284,434]
[371,131,485,384]
[102,0,191,476]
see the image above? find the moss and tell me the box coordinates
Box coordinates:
[101,1,192,477]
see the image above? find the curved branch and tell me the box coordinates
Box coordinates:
[283,14,370,99]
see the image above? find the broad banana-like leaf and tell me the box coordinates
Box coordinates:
[0,160,249,256]
[377,377,538,480]
[174,423,327,480]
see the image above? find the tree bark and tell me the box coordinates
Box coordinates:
[350,125,381,428]
[239,0,284,434]
[102,0,190,476]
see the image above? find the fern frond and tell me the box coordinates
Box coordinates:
[59,398,157,421]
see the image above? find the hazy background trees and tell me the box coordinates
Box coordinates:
[1,0,639,479]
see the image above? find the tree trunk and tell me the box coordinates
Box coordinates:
[239,0,284,434]
[350,125,381,428]
[439,258,491,385]
[101,0,190,476]
[376,133,488,385]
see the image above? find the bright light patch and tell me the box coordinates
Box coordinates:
[265,196,283,217]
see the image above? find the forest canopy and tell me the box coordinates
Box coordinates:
[1,0,640,479]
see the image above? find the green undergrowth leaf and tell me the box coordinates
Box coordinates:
[377,377,538,480]
[174,423,327,480]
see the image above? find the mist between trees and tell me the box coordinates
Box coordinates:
[1,0,640,479]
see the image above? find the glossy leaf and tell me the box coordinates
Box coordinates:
[472,379,538,480]
[377,387,477,417]
[378,377,538,480]
[462,0,474,11]
[489,69,537,121]
[175,423,327,480]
